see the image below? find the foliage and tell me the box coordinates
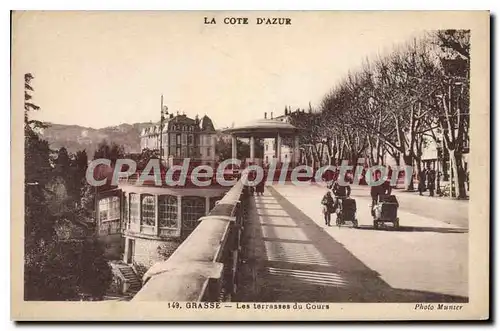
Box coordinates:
[24,73,112,300]
[93,140,125,164]
[25,239,112,300]
[288,30,470,197]
[126,148,160,170]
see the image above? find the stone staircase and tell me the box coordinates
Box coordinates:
[116,264,142,296]
[109,261,142,297]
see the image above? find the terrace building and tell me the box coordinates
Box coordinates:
[95,113,225,297]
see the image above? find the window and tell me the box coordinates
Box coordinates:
[123,194,128,228]
[159,195,178,228]
[265,144,268,151]
[99,196,120,222]
[99,198,107,222]
[182,133,187,145]
[182,197,206,230]
[130,193,140,224]
[207,147,211,157]
[188,134,193,145]
[141,195,156,226]
[176,134,181,145]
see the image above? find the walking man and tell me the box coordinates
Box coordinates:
[321,191,335,226]
[418,168,427,196]
[427,164,436,197]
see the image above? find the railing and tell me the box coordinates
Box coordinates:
[131,178,249,302]
[117,169,237,187]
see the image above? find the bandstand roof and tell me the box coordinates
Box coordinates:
[222,118,300,138]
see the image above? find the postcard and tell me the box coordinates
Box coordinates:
[11,10,490,321]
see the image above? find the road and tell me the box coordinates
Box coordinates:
[237,182,468,302]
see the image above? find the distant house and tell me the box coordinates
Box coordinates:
[94,113,229,271]
[140,113,217,167]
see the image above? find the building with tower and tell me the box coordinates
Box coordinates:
[140,112,217,167]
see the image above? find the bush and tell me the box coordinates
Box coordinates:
[24,239,112,301]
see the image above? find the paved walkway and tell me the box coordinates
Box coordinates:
[317,183,469,228]
[237,184,468,303]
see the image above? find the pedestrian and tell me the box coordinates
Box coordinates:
[427,164,436,197]
[382,177,392,196]
[369,171,382,216]
[321,191,335,226]
[418,168,427,196]
[256,171,266,196]
[332,181,351,212]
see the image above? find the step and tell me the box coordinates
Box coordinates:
[121,272,136,277]
[129,282,141,287]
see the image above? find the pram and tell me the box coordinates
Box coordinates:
[372,194,400,229]
[335,196,358,228]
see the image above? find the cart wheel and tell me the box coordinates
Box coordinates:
[336,214,341,227]
[394,218,400,229]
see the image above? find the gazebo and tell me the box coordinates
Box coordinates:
[223,117,301,166]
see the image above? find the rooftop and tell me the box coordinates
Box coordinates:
[141,114,216,136]
[222,118,299,138]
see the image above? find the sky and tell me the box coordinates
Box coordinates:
[13,11,437,130]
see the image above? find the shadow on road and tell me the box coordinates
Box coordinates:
[354,225,468,234]
[237,187,468,303]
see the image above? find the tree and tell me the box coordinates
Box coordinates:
[93,140,125,164]
[24,73,58,299]
[79,239,113,300]
[134,148,160,170]
[288,109,325,167]
[24,74,112,300]
[426,30,470,198]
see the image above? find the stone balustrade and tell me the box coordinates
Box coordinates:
[131,178,248,302]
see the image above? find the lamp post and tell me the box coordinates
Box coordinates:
[159,95,168,163]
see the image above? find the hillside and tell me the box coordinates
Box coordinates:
[39,122,154,157]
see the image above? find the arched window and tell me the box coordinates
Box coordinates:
[141,195,156,226]
[130,193,140,224]
[182,196,206,230]
[159,195,178,228]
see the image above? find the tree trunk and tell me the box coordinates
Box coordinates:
[449,150,467,198]
[394,153,401,166]
[367,137,376,165]
[403,153,414,191]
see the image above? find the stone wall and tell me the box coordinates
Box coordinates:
[133,237,182,270]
